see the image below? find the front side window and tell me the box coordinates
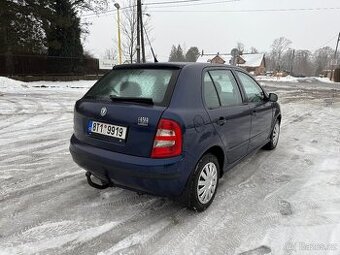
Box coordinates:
[209,70,243,106]
[85,69,177,106]
[236,71,265,103]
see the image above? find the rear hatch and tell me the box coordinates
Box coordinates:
[73,66,180,157]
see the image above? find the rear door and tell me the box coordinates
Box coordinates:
[73,68,179,157]
[203,69,251,164]
[235,71,273,151]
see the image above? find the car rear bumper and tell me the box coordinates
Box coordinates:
[69,135,189,196]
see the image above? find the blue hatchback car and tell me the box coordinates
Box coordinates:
[70,63,281,211]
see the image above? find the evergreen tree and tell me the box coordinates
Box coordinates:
[47,0,83,57]
[168,44,186,62]
[0,0,46,55]
[185,47,200,62]
[168,45,178,62]
[1,0,103,57]
[176,45,186,62]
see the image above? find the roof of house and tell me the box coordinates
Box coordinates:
[196,54,216,63]
[196,53,265,67]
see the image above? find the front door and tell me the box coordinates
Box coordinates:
[235,71,273,151]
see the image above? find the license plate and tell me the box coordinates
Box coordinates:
[88,121,127,139]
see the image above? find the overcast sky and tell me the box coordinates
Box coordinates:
[82,0,340,61]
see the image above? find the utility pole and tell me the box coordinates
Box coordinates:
[114,3,122,64]
[136,0,145,63]
[290,49,295,75]
[136,0,141,63]
[139,2,146,63]
[331,32,340,81]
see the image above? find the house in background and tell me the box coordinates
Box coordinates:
[196,52,266,75]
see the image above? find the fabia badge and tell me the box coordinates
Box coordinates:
[138,116,149,126]
[100,107,107,117]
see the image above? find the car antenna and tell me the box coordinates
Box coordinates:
[142,20,158,63]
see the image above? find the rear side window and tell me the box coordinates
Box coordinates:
[203,73,220,109]
[236,71,265,102]
[208,70,243,106]
[85,69,178,106]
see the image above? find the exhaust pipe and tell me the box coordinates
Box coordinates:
[86,172,113,190]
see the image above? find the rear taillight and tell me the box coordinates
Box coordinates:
[151,119,182,158]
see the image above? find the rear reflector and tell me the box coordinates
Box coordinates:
[151,119,182,158]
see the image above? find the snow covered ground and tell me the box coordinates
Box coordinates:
[256,75,336,84]
[0,77,340,255]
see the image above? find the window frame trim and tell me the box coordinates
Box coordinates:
[202,67,246,110]
[202,70,222,109]
[233,69,268,104]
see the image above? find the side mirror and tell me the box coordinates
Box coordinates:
[268,93,278,102]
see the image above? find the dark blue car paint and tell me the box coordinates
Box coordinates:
[70,63,281,197]
[74,100,167,157]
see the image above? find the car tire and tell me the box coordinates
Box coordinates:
[263,119,280,150]
[184,154,220,212]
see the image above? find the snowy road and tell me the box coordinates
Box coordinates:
[0,78,340,255]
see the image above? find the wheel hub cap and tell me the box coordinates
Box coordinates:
[197,162,218,204]
[273,122,280,146]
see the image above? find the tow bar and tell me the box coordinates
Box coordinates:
[86,172,113,190]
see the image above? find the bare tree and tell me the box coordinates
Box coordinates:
[237,42,245,54]
[121,1,151,63]
[281,48,295,73]
[276,46,335,77]
[271,37,292,72]
[293,50,313,76]
[250,47,258,54]
[313,46,334,75]
[121,1,137,63]
[103,48,116,60]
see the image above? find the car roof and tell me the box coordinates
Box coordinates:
[113,62,242,70]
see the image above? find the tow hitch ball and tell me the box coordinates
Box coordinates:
[86,172,113,190]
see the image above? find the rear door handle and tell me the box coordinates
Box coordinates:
[216,117,227,126]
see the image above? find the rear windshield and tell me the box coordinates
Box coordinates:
[84,68,179,106]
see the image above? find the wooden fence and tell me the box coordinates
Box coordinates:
[0,54,102,76]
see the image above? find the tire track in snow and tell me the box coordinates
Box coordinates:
[0,95,70,137]
[0,164,80,202]
[0,98,41,130]
[69,198,179,255]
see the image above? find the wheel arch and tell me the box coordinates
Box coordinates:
[277,114,282,124]
[202,146,225,178]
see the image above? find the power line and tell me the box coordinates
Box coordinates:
[81,0,239,18]
[317,34,339,49]
[147,7,340,13]
[81,5,136,18]
[80,5,340,19]
[147,0,239,9]
[144,0,227,6]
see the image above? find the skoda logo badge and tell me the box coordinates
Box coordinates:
[100,107,107,117]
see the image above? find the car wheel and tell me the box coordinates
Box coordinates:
[185,154,220,212]
[263,119,280,150]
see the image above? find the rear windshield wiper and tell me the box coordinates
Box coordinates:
[109,95,154,105]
